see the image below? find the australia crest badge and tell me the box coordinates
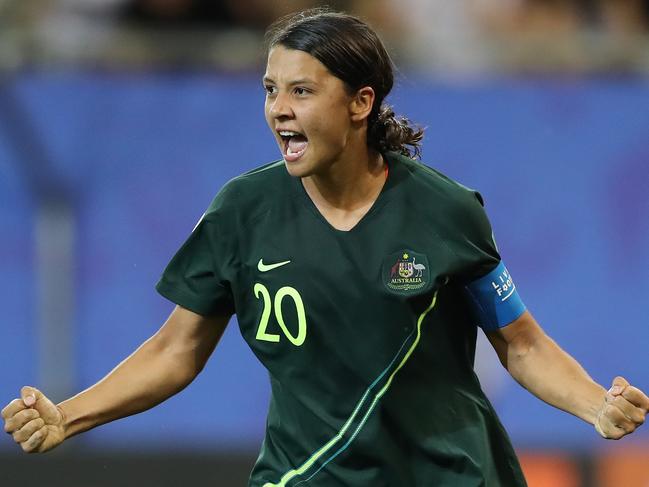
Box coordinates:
[382,250,430,294]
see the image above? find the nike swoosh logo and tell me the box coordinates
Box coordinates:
[258,259,291,272]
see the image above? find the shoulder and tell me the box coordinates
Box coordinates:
[389,152,486,218]
[203,159,289,220]
[390,154,500,277]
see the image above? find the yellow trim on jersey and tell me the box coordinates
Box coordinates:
[264,292,439,487]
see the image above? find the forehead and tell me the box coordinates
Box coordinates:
[264,45,332,83]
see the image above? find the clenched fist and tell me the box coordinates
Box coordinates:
[2,386,66,453]
[595,377,649,440]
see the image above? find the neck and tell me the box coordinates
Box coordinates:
[302,147,386,211]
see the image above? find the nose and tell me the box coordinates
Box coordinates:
[268,92,294,120]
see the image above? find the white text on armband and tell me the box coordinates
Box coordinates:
[464,261,526,332]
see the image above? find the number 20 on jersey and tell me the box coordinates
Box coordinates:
[254,283,307,346]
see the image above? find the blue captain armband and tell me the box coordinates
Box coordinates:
[464,261,526,332]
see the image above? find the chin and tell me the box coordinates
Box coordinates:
[282,149,318,177]
[282,148,336,179]
[283,158,314,178]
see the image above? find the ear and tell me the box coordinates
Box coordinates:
[349,86,375,122]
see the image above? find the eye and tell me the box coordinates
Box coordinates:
[294,87,309,96]
[264,85,277,96]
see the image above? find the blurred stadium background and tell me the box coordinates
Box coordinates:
[1,0,648,486]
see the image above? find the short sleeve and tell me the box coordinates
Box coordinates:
[449,191,527,330]
[156,215,235,316]
[451,191,501,284]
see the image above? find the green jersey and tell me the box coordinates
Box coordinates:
[156,152,527,487]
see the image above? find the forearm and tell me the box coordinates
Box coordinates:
[58,335,195,439]
[506,333,606,425]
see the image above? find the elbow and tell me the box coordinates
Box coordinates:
[504,329,543,377]
[166,347,203,387]
[491,330,536,371]
[510,336,534,362]
[487,312,548,378]
[145,334,200,388]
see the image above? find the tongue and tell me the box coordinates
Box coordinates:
[288,135,308,153]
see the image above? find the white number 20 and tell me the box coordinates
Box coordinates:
[254,283,307,346]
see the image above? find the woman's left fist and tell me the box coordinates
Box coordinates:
[595,376,649,439]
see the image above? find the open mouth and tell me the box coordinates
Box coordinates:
[278,130,309,162]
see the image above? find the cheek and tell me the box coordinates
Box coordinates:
[306,106,350,145]
[263,103,273,127]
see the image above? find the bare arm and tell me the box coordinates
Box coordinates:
[486,311,648,438]
[60,305,230,438]
[3,305,230,452]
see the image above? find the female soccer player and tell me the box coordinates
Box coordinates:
[3,8,648,487]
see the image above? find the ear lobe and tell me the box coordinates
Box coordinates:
[350,86,375,122]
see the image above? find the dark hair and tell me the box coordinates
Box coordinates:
[265,8,424,159]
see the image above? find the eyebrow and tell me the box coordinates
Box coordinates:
[263,76,317,87]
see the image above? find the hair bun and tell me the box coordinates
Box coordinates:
[370,104,424,159]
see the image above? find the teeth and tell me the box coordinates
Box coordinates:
[279,131,299,137]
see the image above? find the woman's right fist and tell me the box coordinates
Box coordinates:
[2,386,66,453]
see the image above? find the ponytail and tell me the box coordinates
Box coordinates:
[368,105,424,159]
